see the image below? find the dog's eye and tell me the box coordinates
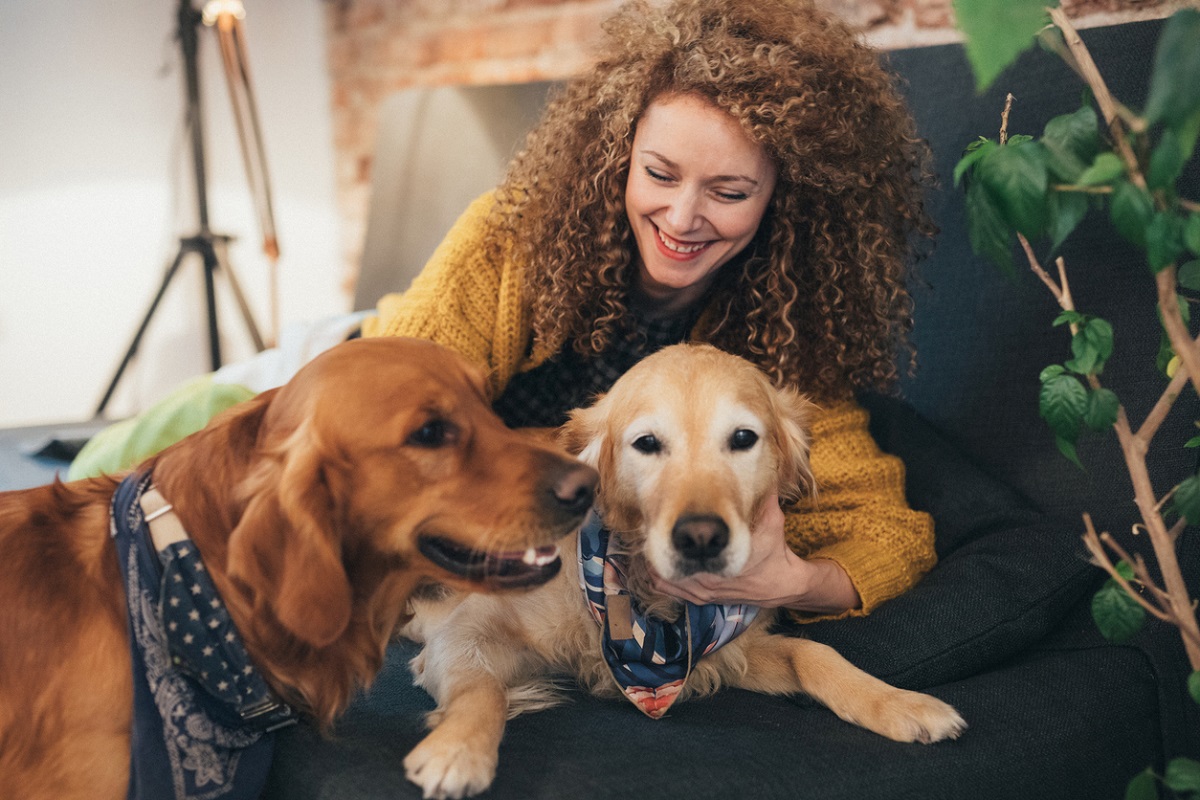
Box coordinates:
[631,434,662,454]
[408,419,454,448]
[730,429,759,451]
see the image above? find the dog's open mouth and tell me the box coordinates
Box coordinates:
[417,536,562,588]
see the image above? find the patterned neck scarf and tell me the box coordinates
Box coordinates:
[577,511,759,719]
[111,471,296,800]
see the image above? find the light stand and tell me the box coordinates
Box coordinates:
[95,0,267,416]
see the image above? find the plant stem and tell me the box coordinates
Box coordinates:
[1047,8,1147,192]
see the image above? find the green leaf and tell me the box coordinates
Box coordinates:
[1040,373,1087,441]
[1047,190,1090,253]
[1092,579,1146,643]
[1084,388,1120,431]
[1174,474,1200,526]
[1042,105,1101,182]
[1040,364,1067,382]
[1110,181,1156,249]
[977,142,1050,239]
[954,0,1050,92]
[1148,128,1188,191]
[1076,152,1125,186]
[1179,260,1200,292]
[954,138,996,187]
[1114,560,1136,581]
[1189,671,1200,705]
[1125,768,1159,800]
[1147,213,1186,273]
[966,178,1015,275]
[1145,8,1200,129]
[1055,434,1083,469]
[1164,757,1200,794]
[1053,310,1086,327]
[1185,435,1200,448]
[1066,318,1114,375]
[1185,214,1200,257]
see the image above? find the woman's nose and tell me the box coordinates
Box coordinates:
[663,189,703,233]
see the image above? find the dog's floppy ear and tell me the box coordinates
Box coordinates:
[559,393,610,467]
[227,420,352,648]
[772,385,817,503]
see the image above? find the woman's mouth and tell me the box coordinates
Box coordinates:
[655,225,713,259]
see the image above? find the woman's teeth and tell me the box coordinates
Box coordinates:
[658,229,709,254]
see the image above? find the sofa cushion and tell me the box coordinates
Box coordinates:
[790,394,1100,690]
[263,637,1161,800]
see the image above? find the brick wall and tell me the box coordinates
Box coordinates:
[322,0,1181,289]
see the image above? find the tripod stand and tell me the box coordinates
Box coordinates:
[95,0,266,416]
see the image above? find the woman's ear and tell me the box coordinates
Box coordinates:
[227,421,352,648]
[773,385,817,503]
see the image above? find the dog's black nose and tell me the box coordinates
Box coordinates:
[671,515,729,563]
[550,463,598,516]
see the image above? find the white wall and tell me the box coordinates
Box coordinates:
[0,0,346,427]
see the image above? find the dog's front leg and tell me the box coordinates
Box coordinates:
[730,632,967,744]
[404,668,510,800]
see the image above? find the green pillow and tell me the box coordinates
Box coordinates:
[68,376,256,480]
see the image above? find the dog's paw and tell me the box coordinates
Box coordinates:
[867,689,967,744]
[404,729,499,800]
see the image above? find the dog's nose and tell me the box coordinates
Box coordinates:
[550,463,598,516]
[671,515,729,563]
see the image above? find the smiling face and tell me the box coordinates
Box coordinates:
[624,93,778,313]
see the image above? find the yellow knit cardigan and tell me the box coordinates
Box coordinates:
[364,192,936,618]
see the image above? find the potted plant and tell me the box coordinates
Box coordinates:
[952,3,1200,796]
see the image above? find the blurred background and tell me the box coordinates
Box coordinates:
[0,0,1175,428]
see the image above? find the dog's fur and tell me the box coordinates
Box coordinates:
[404,344,966,800]
[0,337,596,800]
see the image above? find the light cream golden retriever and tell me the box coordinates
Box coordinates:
[403,343,966,800]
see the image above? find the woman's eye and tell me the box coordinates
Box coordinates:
[645,167,673,183]
[408,419,452,448]
[716,190,749,202]
[730,429,759,451]
[632,434,662,454]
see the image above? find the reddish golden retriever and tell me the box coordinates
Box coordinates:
[0,337,596,800]
[404,344,965,799]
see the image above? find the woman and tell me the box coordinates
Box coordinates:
[363,0,937,620]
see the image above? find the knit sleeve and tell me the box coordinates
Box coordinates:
[783,397,936,620]
[360,191,526,395]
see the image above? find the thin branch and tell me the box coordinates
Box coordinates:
[1156,268,1200,409]
[1083,517,1172,623]
[1000,93,1014,146]
[1048,7,1146,192]
[1182,198,1200,213]
[1134,360,1189,445]
[1018,234,1065,301]
[1168,516,1188,545]
[1052,184,1113,194]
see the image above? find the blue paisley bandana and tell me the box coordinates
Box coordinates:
[110,471,296,800]
[577,510,759,719]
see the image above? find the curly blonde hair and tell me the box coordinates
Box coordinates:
[489,0,933,394]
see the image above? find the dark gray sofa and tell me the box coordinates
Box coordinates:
[262,18,1199,800]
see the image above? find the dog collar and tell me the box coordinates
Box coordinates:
[111,470,295,800]
[577,510,759,719]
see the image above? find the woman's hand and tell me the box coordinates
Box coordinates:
[650,493,861,614]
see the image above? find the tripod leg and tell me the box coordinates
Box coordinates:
[212,238,267,352]
[201,242,223,371]
[95,246,191,417]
